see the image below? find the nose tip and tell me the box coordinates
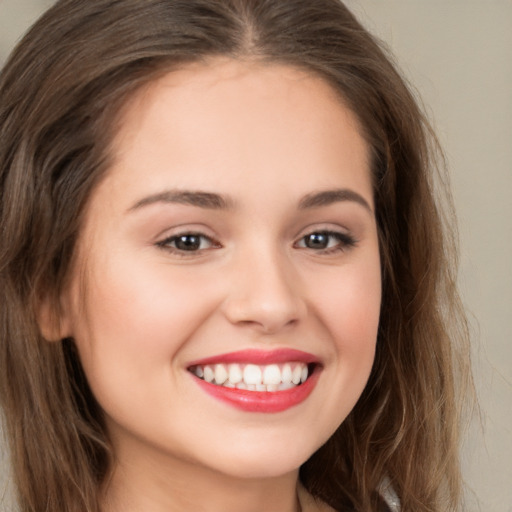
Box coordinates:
[222,261,305,334]
[226,297,301,334]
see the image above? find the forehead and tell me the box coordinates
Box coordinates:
[90,58,372,217]
[112,59,367,163]
[109,58,368,187]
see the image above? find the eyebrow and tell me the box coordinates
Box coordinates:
[298,188,373,213]
[128,190,233,212]
[127,187,372,214]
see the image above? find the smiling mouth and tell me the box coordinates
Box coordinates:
[187,349,321,412]
[188,362,315,392]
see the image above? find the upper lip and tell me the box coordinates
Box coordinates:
[187,348,320,367]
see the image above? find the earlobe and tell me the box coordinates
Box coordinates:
[36,295,73,342]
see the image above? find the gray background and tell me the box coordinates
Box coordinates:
[1,1,511,510]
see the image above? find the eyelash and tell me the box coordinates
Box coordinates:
[294,230,357,254]
[156,230,357,256]
[156,232,219,255]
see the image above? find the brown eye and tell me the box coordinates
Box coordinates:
[157,233,217,253]
[303,233,331,249]
[296,231,357,253]
[174,234,202,251]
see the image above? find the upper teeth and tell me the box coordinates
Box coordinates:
[191,362,310,391]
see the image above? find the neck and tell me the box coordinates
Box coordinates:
[101,441,302,512]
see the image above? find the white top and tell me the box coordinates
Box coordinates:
[380,477,401,511]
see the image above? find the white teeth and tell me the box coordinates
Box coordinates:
[291,365,302,385]
[263,364,281,385]
[281,363,292,384]
[243,364,262,385]
[228,364,243,384]
[214,364,228,385]
[204,366,214,383]
[192,362,313,392]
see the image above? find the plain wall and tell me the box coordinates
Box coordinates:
[1,1,511,510]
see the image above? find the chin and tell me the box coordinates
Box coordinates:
[203,441,316,480]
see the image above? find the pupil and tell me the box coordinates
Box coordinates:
[176,235,200,251]
[306,233,328,249]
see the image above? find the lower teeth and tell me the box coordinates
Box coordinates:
[204,379,302,392]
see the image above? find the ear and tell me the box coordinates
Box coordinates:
[36,293,73,342]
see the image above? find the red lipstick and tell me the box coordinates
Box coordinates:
[188,349,321,413]
[188,348,318,366]
[192,371,319,412]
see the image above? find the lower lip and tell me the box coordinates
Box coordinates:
[192,370,320,413]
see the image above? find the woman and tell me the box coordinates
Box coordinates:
[0,1,471,511]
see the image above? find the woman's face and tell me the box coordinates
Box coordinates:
[59,60,381,479]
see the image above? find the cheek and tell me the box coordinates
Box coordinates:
[315,257,381,352]
[307,254,381,420]
[77,253,210,345]
[67,252,222,402]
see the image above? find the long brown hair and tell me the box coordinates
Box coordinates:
[0,1,472,511]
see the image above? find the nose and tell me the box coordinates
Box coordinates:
[222,248,306,335]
